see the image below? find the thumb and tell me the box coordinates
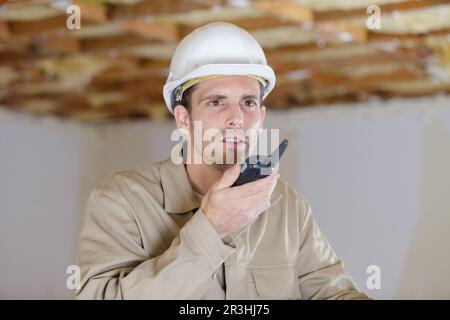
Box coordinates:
[214,164,241,190]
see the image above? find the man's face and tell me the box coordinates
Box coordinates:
[174,75,266,169]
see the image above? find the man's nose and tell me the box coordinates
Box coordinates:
[226,103,244,128]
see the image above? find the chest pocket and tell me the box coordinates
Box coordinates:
[247,266,301,300]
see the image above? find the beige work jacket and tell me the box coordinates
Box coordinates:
[76,158,369,300]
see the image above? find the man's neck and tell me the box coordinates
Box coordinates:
[185,163,224,196]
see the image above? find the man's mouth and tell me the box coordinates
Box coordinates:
[223,137,245,145]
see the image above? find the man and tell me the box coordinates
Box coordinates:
[76,22,368,299]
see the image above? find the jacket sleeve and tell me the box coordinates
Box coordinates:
[76,189,235,300]
[297,197,371,300]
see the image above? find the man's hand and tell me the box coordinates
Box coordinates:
[201,165,279,238]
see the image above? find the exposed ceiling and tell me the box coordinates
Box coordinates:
[0,0,449,122]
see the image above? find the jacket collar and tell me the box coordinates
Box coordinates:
[160,158,200,214]
[160,158,283,214]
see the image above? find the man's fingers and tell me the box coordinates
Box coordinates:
[214,164,241,190]
[231,178,278,208]
[231,173,279,196]
[239,192,274,221]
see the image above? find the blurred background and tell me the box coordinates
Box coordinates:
[1,0,450,299]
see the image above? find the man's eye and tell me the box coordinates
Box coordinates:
[245,100,257,107]
[207,100,221,106]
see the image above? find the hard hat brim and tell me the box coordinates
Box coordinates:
[163,63,276,113]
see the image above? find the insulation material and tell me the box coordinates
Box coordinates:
[0,0,448,121]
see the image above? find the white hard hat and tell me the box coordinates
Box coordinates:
[163,22,276,113]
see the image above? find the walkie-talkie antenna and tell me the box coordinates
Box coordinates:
[269,139,288,168]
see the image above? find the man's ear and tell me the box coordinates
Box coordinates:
[173,105,191,130]
[259,105,266,129]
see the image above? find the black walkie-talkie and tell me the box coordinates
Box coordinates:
[232,139,288,187]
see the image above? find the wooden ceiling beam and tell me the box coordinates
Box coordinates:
[314,0,450,22]
[121,19,178,42]
[265,79,358,109]
[7,14,67,36]
[309,64,429,93]
[253,0,314,24]
[80,33,159,52]
[72,0,108,23]
[266,40,434,65]
[178,15,294,39]
[315,22,368,44]
[5,2,108,36]
[0,21,10,39]
[0,49,33,64]
[32,33,81,54]
[369,28,450,42]
[110,0,223,19]
[49,0,108,24]
[376,78,450,96]
[89,75,166,95]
